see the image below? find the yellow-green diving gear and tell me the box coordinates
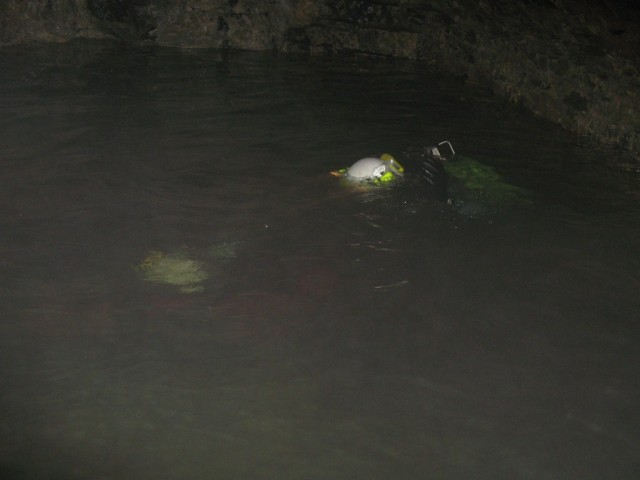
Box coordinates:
[331,153,404,186]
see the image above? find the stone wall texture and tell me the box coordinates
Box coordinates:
[1,0,639,156]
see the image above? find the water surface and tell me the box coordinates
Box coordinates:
[1,41,639,480]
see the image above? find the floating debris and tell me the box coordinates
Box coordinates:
[374,280,409,290]
[349,240,401,252]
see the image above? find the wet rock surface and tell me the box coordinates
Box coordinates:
[1,0,639,156]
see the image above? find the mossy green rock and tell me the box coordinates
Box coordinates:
[444,156,532,213]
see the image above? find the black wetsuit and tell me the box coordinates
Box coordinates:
[419,153,448,201]
[391,149,449,212]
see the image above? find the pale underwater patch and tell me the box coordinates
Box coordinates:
[135,242,240,293]
[206,242,239,262]
[136,250,209,293]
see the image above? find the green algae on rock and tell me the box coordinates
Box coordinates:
[444,156,532,215]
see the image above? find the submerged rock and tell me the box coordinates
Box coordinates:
[444,156,533,216]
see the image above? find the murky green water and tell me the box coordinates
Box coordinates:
[1,41,639,480]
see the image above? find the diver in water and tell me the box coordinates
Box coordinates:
[331,141,455,201]
[332,141,531,216]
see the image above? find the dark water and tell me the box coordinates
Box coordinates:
[1,41,639,480]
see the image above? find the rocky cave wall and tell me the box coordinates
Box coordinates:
[1,0,638,156]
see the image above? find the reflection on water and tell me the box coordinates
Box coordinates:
[1,42,639,479]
